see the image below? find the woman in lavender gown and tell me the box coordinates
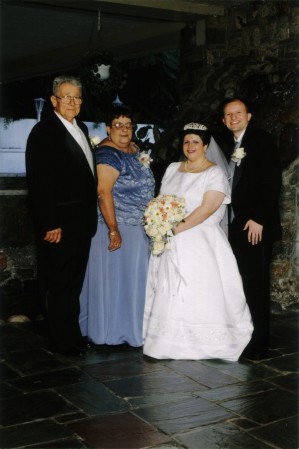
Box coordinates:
[80,106,155,346]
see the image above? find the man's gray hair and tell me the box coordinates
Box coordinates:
[52,75,82,96]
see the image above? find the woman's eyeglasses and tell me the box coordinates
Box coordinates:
[112,122,133,130]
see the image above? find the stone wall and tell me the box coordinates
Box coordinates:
[271,158,299,312]
[153,0,299,312]
[0,176,39,321]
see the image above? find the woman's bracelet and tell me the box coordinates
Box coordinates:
[109,230,119,236]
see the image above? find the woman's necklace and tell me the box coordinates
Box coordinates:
[184,157,206,173]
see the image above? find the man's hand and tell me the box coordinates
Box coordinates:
[44,228,62,243]
[243,220,263,245]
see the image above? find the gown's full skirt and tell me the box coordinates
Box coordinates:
[80,223,150,347]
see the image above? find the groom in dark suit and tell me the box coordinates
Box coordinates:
[26,75,98,356]
[222,98,282,360]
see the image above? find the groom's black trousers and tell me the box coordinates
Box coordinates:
[229,221,273,353]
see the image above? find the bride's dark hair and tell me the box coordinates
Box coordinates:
[181,126,211,146]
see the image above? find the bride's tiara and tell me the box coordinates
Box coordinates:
[183,123,208,131]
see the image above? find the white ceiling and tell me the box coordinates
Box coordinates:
[0,0,239,83]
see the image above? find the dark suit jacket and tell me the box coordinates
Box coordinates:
[26,111,98,239]
[231,123,282,242]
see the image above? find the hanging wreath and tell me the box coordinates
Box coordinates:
[79,50,127,99]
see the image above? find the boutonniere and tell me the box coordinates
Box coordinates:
[139,150,153,168]
[231,147,246,166]
[90,135,101,148]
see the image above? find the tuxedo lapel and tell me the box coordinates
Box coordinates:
[65,131,92,173]
[51,113,94,177]
[232,128,250,191]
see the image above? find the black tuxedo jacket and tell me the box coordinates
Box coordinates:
[231,123,282,242]
[26,111,98,239]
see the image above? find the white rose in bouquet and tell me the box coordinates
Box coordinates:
[152,241,165,255]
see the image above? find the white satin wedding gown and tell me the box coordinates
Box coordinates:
[143,163,253,361]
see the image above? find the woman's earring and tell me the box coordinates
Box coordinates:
[108,134,111,141]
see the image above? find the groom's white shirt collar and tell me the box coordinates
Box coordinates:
[235,128,246,144]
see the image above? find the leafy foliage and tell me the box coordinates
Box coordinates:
[78,50,127,121]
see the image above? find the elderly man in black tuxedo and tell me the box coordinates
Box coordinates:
[222,98,282,360]
[26,75,98,356]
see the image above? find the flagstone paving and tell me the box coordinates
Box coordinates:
[0,313,298,448]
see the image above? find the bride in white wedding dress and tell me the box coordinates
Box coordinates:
[143,123,253,361]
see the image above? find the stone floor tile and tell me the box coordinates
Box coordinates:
[145,445,184,449]
[26,437,88,448]
[0,362,20,380]
[55,411,88,423]
[104,370,200,398]
[57,379,129,416]
[261,352,298,373]
[0,390,77,426]
[230,417,261,430]
[165,360,242,388]
[270,315,299,349]
[0,382,21,399]
[83,357,164,381]
[10,367,91,392]
[0,419,74,448]
[68,412,170,448]
[201,358,278,381]
[129,391,194,408]
[135,396,233,434]
[78,346,143,366]
[2,348,67,375]
[276,345,298,355]
[174,422,274,449]
[0,324,46,354]
[196,380,275,402]
[268,372,298,394]
[221,388,298,424]
[250,415,299,449]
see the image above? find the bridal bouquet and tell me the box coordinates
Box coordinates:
[144,194,186,255]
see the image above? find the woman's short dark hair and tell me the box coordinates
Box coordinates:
[106,106,133,125]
